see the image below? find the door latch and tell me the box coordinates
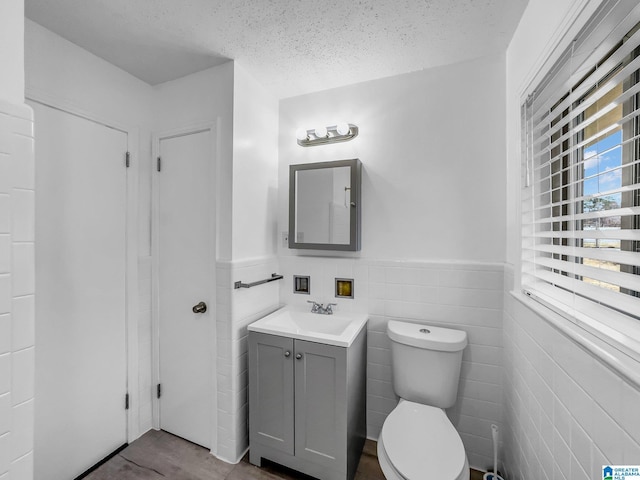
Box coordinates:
[192,301,207,314]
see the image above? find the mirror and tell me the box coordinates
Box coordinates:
[289,159,361,251]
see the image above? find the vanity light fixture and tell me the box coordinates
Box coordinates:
[296,123,359,147]
[314,125,328,138]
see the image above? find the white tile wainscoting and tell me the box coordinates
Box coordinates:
[137,253,504,468]
[0,100,35,480]
[137,254,640,476]
[502,266,640,480]
[279,256,504,470]
[216,257,281,463]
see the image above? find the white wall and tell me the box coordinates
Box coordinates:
[151,62,235,263]
[0,2,36,478]
[278,55,507,469]
[231,63,279,261]
[25,21,153,130]
[216,63,280,463]
[503,0,640,478]
[0,0,24,104]
[279,53,506,262]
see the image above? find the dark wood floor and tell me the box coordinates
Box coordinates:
[85,429,486,480]
[84,430,385,480]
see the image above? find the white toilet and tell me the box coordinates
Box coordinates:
[377,320,469,480]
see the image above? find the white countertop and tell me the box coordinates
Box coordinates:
[248,306,368,347]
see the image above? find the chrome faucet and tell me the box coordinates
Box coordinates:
[307,301,337,315]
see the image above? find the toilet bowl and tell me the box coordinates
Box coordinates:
[377,400,469,480]
[378,320,469,480]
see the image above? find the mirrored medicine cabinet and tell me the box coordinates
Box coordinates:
[289,158,361,251]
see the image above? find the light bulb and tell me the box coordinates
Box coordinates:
[314,126,328,138]
[336,123,350,135]
[296,128,309,141]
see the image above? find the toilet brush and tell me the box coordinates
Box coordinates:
[482,424,504,480]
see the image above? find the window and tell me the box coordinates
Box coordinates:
[522,3,640,343]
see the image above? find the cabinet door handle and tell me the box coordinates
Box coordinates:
[284,351,291,357]
[295,353,303,360]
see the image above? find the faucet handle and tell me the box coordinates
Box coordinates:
[307,300,321,312]
[326,303,337,314]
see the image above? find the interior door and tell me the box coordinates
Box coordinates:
[157,129,215,448]
[32,101,128,480]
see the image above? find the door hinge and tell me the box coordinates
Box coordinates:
[157,383,162,399]
[157,156,161,172]
[125,151,130,168]
[125,393,130,410]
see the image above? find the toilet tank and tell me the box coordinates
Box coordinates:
[387,321,467,409]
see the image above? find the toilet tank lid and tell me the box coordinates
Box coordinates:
[387,321,467,351]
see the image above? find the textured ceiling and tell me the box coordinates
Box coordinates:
[25,0,528,99]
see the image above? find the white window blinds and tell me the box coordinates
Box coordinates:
[522,0,640,330]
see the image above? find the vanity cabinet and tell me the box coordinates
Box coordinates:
[248,329,366,480]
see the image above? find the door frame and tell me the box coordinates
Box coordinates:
[26,88,141,443]
[151,123,218,453]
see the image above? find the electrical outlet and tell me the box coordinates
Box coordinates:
[282,231,289,248]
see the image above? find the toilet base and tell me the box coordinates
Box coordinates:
[377,432,470,480]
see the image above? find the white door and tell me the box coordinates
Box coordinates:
[32,102,128,480]
[156,129,215,448]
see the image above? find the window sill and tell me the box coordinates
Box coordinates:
[510,290,640,389]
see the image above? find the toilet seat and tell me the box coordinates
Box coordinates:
[378,400,468,480]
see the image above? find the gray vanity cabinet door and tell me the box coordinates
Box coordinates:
[249,333,295,455]
[294,340,347,470]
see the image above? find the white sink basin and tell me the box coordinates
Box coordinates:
[248,307,368,347]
